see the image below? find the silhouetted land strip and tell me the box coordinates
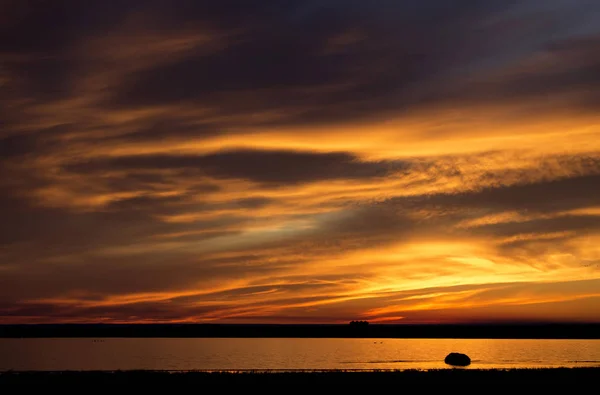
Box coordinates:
[1,369,598,392]
[1,323,599,338]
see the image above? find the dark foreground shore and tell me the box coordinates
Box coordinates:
[1,368,598,392]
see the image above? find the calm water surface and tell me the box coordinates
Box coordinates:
[1,338,599,371]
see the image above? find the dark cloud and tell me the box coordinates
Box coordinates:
[439,36,600,109]
[0,1,147,102]
[0,126,68,160]
[66,150,403,184]
[101,120,221,145]
[110,1,529,122]
[95,0,600,131]
[476,215,600,238]
[0,195,167,254]
[0,133,40,158]
[0,301,224,323]
[2,1,599,135]
[400,173,600,214]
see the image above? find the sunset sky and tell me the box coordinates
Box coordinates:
[1,0,599,324]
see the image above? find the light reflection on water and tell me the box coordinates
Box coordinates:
[0,338,598,371]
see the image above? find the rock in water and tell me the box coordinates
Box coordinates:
[444,352,471,366]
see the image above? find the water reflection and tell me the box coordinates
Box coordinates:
[0,338,598,371]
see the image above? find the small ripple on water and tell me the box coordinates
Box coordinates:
[341,360,434,364]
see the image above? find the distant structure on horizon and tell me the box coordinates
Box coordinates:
[349,320,369,327]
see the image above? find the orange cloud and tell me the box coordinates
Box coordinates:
[1,0,600,324]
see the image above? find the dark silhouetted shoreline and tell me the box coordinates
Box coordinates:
[1,323,599,339]
[1,369,598,392]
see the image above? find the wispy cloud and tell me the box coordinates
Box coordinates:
[1,0,599,323]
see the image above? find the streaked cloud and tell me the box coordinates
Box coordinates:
[1,0,599,323]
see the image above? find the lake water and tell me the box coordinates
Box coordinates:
[1,338,599,371]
